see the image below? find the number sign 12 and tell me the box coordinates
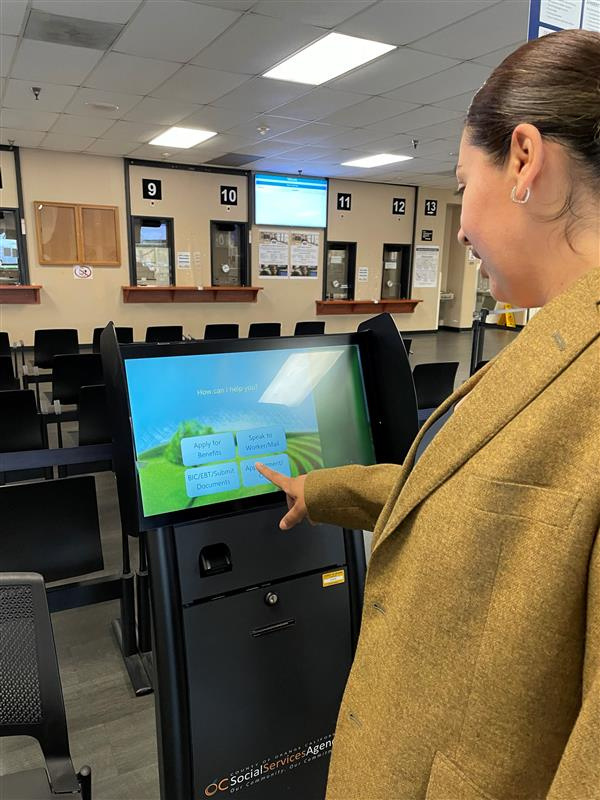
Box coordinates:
[424,199,438,216]
[392,197,406,215]
[337,192,351,211]
[220,186,238,205]
[142,179,162,200]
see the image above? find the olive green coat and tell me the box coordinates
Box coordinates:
[305,268,600,800]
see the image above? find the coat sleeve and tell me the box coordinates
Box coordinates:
[547,529,600,799]
[304,463,402,532]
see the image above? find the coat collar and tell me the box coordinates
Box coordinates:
[373,267,600,551]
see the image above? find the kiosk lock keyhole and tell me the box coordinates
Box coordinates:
[264,591,279,606]
[199,543,232,576]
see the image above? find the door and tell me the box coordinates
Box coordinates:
[325,242,356,300]
[381,244,411,299]
[211,221,247,286]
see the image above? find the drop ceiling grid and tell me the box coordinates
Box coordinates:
[0,0,527,182]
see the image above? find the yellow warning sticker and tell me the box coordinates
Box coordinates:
[322,569,345,588]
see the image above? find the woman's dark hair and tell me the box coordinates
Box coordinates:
[466,29,600,196]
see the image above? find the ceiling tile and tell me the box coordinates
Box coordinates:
[178,105,259,131]
[319,96,418,127]
[0,1,29,36]
[84,53,181,95]
[50,113,115,137]
[224,115,306,141]
[101,120,166,143]
[383,62,493,104]
[151,65,250,105]
[270,87,366,122]
[0,35,17,76]
[410,1,530,60]
[11,40,104,85]
[330,48,459,95]
[3,78,77,112]
[273,122,351,145]
[403,116,465,142]
[65,87,145,118]
[432,91,475,113]
[123,97,200,126]
[32,1,142,24]
[187,0,256,10]
[113,1,241,63]
[253,1,374,28]
[349,131,414,152]
[0,127,46,147]
[338,0,496,44]
[1,108,59,131]
[191,13,325,75]
[85,138,140,155]
[363,105,462,135]
[212,77,310,113]
[281,144,339,160]
[41,132,95,151]
[409,138,459,159]
[127,144,177,160]
[473,41,524,68]
[236,140,301,158]
[321,127,388,148]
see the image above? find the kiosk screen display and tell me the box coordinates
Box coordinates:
[124,345,375,518]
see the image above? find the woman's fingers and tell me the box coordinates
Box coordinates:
[255,462,290,492]
[255,463,308,530]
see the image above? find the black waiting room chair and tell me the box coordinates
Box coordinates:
[145,325,183,343]
[33,329,79,370]
[0,330,11,358]
[92,326,133,353]
[248,322,281,338]
[294,321,325,336]
[402,337,412,355]
[412,361,460,426]
[0,572,92,799]
[51,354,104,407]
[62,385,112,477]
[0,355,19,390]
[0,389,50,484]
[204,323,239,340]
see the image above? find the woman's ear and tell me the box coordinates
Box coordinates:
[509,123,544,196]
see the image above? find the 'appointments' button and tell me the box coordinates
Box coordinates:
[180,432,235,467]
[237,426,287,458]
[185,463,240,498]
[240,454,291,487]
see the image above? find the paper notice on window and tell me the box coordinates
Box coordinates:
[540,0,583,28]
[583,0,599,30]
[177,251,191,268]
[358,266,368,282]
[259,230,289,278]
[384,261,397,270]
[413,246,439,288]
[291,231,319,278]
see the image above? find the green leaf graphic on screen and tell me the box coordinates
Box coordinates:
[164,420,214,465]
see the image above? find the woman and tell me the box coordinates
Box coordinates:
[257,29,600,800]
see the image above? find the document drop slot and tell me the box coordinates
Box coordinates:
[199,543,232,576]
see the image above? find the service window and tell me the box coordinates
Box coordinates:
[210,220,248,286]
[0,209,23,284]
[133,216,174,286]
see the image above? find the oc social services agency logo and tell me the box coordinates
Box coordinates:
[204,778,229,796]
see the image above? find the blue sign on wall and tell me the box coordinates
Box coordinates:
[528,0,599,40]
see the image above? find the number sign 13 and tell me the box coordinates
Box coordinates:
[424,199,438,216]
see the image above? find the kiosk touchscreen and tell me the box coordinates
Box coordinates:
[119,337,377,528]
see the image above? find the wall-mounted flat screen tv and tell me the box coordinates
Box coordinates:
[254,173,328,228]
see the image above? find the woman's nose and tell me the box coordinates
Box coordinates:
[457,227,470,247]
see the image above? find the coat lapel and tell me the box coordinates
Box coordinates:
[374,267,600,552]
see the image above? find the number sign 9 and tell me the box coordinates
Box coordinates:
[220,186,238,205]
[142,179,162,200]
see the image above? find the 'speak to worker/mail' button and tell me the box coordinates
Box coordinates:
[237,426,286,457]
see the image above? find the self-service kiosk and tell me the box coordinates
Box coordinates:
[101,315,417,800]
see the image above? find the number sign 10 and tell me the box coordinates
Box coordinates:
[220,186,238,205]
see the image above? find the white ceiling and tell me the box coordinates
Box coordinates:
[0,0,529,188]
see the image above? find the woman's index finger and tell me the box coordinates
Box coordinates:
[255,462,290,491]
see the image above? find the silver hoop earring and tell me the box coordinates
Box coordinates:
[511,186,530,204]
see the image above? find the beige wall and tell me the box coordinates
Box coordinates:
[0,148,466,343]
[129,164,248,288]
[440,203,478,328]
[0,150,19,208]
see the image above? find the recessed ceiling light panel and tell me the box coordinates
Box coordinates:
[263,32,396,86]
[341,153,414,168]
[149,127,218,148]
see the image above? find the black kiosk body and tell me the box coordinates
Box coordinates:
[101,316,417,800]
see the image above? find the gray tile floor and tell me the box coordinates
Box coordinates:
[0,328,519,800]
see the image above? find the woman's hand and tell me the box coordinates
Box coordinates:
[255,462,311,530]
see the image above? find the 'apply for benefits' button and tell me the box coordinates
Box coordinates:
[240,454,291,487]
[237,426,286,458]
[180,432,235,467]
[185,463,240,498]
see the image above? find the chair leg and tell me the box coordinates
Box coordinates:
[78,766,92,800]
